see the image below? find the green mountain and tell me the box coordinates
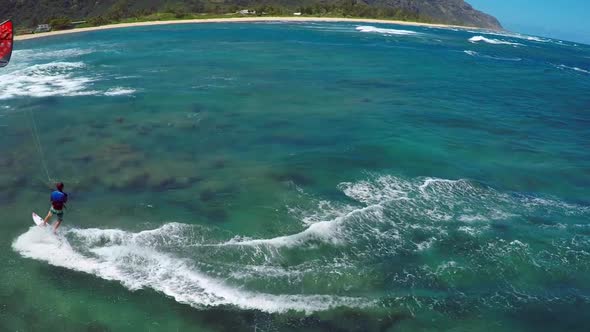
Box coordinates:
[2,0,501,30]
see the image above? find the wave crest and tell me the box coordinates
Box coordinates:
[356,25,419,36]
[469,36,523,46]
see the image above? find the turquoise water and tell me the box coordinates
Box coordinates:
[1,22,590,331]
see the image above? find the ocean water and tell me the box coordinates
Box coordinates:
[1,22,590,331]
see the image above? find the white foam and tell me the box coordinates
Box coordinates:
[458,214,488,222]
[0,62,98,99]
[458,226,483,236]
[518,195,590,215]
[467,30,552,44]
[114,75,140,80]
[229,264,306,279]
[469,36,523,46]
[463,50,522,61]
[556,64,590,74]
[356,25,419,36]
[339,176,411,205]
[36,48,96,59]
[12,225,371,313]
[105,87,136,96]
[0,60,140,99]
[415,237,437,251]
[225,204,384,249]
[295,200,357,226]
[11,48,95,64]
[435,261,461,274]
[525,36,549,43]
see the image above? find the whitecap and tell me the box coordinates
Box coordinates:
[415,237,437,251]
[340,176,411,205]
[463,50,522,61]
[458,214,488,222]
[458,226,483,236]
[555,64,590,74]
[356,25,419,36]
[467,30,551,43]
[114,75,139,80]
[469,36,523,46]
[104,87,136,96]
[525,36,549,42]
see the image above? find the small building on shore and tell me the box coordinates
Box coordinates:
[33,24,51,33]
[237,9,256,15]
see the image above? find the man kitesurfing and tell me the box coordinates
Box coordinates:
[0,19,13,67]
[43,182,68,234]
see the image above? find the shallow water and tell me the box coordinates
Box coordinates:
[1,22,590,331]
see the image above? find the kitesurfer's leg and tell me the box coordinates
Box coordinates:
[53,221,61,234]
[52,210,64,234]
[43,209,53,226]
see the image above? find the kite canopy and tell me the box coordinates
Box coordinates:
[0,20,13,68]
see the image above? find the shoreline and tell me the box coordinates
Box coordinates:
[15,16,481,41]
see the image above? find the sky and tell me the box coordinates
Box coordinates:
[468,0,590,44]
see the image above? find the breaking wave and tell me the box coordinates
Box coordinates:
[467,30,553,44]
[356,25,419,36]
[469,36,523,46]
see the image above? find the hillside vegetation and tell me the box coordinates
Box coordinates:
[2,0,502,31]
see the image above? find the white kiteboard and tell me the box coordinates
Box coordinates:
[32,212,45,226]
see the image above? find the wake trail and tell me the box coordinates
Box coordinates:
[12,224,371,314]
[13,175,589,313]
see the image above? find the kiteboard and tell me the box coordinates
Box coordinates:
[32,212,45,226]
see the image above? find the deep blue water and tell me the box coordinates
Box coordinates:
[1,22,590,331]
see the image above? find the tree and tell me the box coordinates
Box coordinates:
[164,2,189,18]
[88,16,109,26]
[49,17,72,30]
[107,0,131,21]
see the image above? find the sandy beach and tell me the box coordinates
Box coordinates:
[15,16,478,41]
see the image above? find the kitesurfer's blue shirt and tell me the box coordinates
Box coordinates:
[50,190,68,210]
